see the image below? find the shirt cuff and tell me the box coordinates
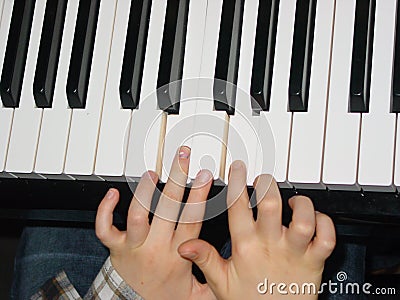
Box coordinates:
[84,256,144,300]
[31,271,81,300]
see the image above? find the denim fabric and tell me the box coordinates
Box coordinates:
[11,227,109,300]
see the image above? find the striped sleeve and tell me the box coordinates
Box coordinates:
[31,257,144,300]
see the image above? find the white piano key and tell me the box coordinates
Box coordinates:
[94,0,132,178]
[288,0,335,189]
[322,0,361,190]
[195,0,228,183]
[0,0,15,173]
[189,0,228,183]
[162,0,224,183]
[64,0,117,176]
[161,87,197,183]
[0,0,4,24]
[359,0,396,191]
[188,84,229,183]
[226,0,260,185]
[224,0,276,185]
[34,0,78,175]
[5,0,46,175]
[258,0,297,186]
[124,0,168,180]
[225,103,259,185]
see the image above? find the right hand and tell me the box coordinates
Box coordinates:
[178,161,336,299]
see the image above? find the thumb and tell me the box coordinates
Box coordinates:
[178,239,226,286]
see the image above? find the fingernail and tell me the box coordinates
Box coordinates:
[196,170,212,183]
[143,171,157,180]
[231,160,245,170]
[106,188,115,199]
[180,251,197,260]
[178,146,191,159]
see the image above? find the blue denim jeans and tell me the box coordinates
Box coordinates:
[11,227,109,299]
[11,227,367,300]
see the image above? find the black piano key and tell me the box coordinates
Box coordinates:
[66,0,101,109]
[250,0,280,112]
[33,0,67,108]
[119,0,152,109]
[0,0,36,108]
[349,0,376,113]
[288,0,317,112]
[156,0,190,114]
[392,0,400,113]
[213,0,245,115]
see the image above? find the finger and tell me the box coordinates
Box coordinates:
[227,161,254,241]
[253,174,283,241]
[309,212,336,261]
[178,239,227,288]
[175,169,213,243]
[149,146,190,240]
[95,189,125,248]
[126,171,158,246]
[286,196,316,252]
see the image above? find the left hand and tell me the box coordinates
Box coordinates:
[95,146,216,300]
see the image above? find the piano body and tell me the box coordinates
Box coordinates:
[0,0,399,242]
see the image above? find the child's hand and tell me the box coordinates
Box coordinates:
[95,147,216,300]
[178,161,336,299]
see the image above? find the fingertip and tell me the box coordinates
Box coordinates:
[141,171,159,189]
[178,239,208,259]
[178,239,225,286]
[230,160,246,173]
[106,188,119,200]
[197,169,213,183]
[142,170,159,181]
[192,169,213,189]
[314,213,336,253]
[308,221,336,262]
[253,173,274,188]
[99,188,120,211]
[286,195,317,251]
[253,174,279,204]
[178,239,197,255]
[288,195,314,209]
[96,188,121,245]
[178,145,191,160]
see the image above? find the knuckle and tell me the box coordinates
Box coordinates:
[321,238,336,252]
[145,246,159,258]
[293,221,315,237]
[95,227,107,242]
[128,213,148,227]
[259,196,281,214]
[233,240,253,256]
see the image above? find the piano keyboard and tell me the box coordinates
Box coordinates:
[0,0,400,196]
